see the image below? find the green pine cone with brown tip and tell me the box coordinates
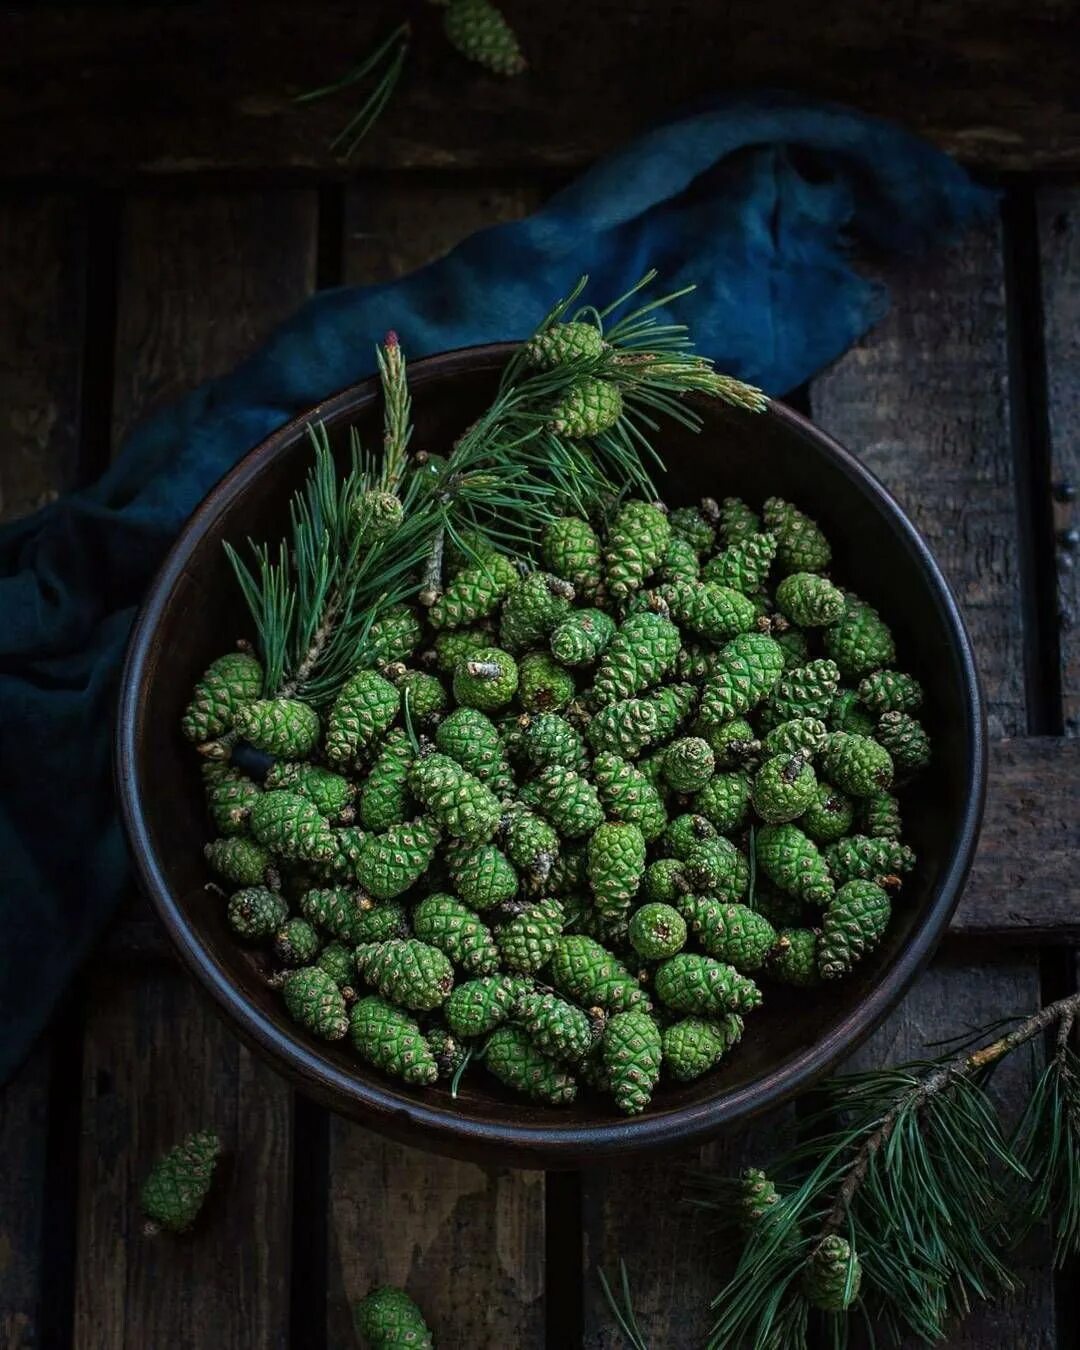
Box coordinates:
[182,651,263,744]
[774,571,845,627]
[755,824,835,905]
[683,837,748,902]
[234,698,320,758]
[823,834,916,886]
[876,710,932,774]
[408,750,501,844]
[628,902,687,958]
[762,496,832,574]
[799,782,855,843]
[325,671,399,765]
[676,898,778,972]
[226,886,287,941]
[823,594,896,676]
[515,989,599,1062]
[818,880,892,979]
[662,1014,743,1081]
[767,927,821,986]
[592,610,681,705]
[604,500,671,601]
[412,892,498,976]
[803,1235,863,1311]
[484,1025,577,1103]
[502,803,560,883]
[250,790,337,863]
[141,1130,221,1234]
[550,607,616,667]
[549,935,651,1012]
[542,515,603,599]
[354,817,441,900]
[698,633,785,725]
[355,938,454,1011]
[516,651,574,713]
[642,857,690,905]
[496,897,565,973]
[283,965,349,1040]
[821,731,894,797]
[752,753,818,824]
[349,997,438,1087]
[499,571,574,651]
[603,1009,662,1115]
[354,1285,434,1349]
[657,578,757,642]
[662,812,718,860]
[654,953,762,1015]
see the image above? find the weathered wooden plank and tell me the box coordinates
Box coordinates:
[73,969,293,1350]
[1037,182,1080,735]
[0,1044,51,1349]
[810,222,1026,740]
[0,193,84,519]
[2,1,1078,177]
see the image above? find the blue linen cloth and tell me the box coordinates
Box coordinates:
[0,93,994,1080]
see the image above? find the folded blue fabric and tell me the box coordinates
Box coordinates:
[0,92,993,1080]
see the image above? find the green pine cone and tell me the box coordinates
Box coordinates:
[755,824,835,905]
[452,644,521,710]
[592,752,668,841]
[676,898,778,971]
[663,737,716,792]
[662,812,718,860]
[141,1130,221,1234]
[657,578,757,642]
[876,711,931,774]
[391,668,448,723]
[762,497,832,574]
[697,717,761,768]
[502,803,560,883]
[549,375,623,438]
[698,633,786,724]
[550,607,616,667]
[659,534,701,583]
[316,941,357,989]
[204,765,262,835]
[702,531,777,595]
[432,625,494,674]
[654,953,762,1015]
[861,791,902,840]
[662,1014,743,1081]
[499,572,574,651]
[592,610,681,705]
[542,515,603,599]
[408,751,501,844]
[628,902,687,958]
[359,730,414,830]
[521,712,589,773]
[760,658,842,728]
[429,553,519,628]
[265,762,354,822]
[353,489,404,545]
[821,731,894,797]
[435,707,513,789]
[719,496,762,545]
[588,822,647,921]
[751,753,819,824]
[250,790,337,863]
[642,857,689,904]
[774,571,844,627]
[761,717,828,758]
[354,1285,434,1350]
[521,765,604,839]
[829,687,877,736]
[684,837,749,902]
[234,698,320,758]
[445,974,524,1037]
[349,998,438,1088]
[674,643,723,683]
[496,897,565,974]
[603,1009,662,1115]
[646,682,698,738]
[517,651,575,712]
[355,938,454,1011]
[818,880,892,979]
[226,886,287,941]
[182,651,263,743]
[799,782,855,843]
[299,886,367,942]
[668,504,717,555]
[858,668,924,714]
[515,989,599,1062]
[587,697,661,758]
[524,320,604,369]
[549,935,652,1012]
[325,671,399,765]
[604,499,672,601]
[444,840,518,910]
[282,966,349,1040]
[426,1025,469,1079]
[738,1167,783,1230]
[484,1025,577,1104]
[823,594,896,676]
[353,898,409,943]
[823,834,916,886]
[412,893,498,976]
[364,603,424,670]
[355,817,441,900]
[204,835,274,887]
[803,1235,862,1311]
[767,927,821,986]
[273,917,321,965]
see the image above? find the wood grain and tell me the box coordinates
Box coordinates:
[0,1044,51,1349]
[1037,182,1080,735]
[1,1,1079,176]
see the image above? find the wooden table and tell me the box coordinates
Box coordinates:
[1,3,1078,1346]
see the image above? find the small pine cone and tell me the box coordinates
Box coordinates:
[628,902,687,959]
[234,698,320,758]
[432,625,494,674]
[365,603,423,669]
[719,496,762,545]
[204,835,274,887]
[642,857,689,904]
[550,607,616,668]
[861,791,902,840]
[549,935,652,1012]
[496,897,566,974]
[484,1026,578,1104]
[517,651,575,713]
[181,651,263,744]
[702,531,777,595]
[282,966,349,1040]
[299,886,367,942]
[823,834,915,886]
[392,668,448,723]
[662,812,718,861]
[603,1010,662,1115]
[521,765,604,839]
[587,697,661,759]
[657,578,758,643]
[353,488,404,545]
[755,824,835,905]
[662,1013,743,1081]
[445,840,519,909]
[751,753,819,824]
[876,711,931,774]
[767,927,821,986]
[823,594,896,677]
[799,782,855,843]
[452,647,520,710]
[521,711,589,773]
[668,504,717,555]
[445,974,525,1037]
[226,886,287,941]
[646,682,698,739]
[762,497,832,574]
[266,762,353,822]
[141,1130,220,1234]
[549,376,623,438]
[803,1235,863,1311]
[604,500,671,602]
[525,320,605,369]
[436,706,513,789]
[674,643,723,683]
[774,572,844,627]
[426,1025,469,1079]
[353,898,410,943]
[502,803,560,883]
[698,633,786,725]
[829,687,877,736]
[316,941,356,989]
[355,817,441,900]
[325,671,399,765]
[542,515,603,599]
[762,717,828,758]
[359,729,414,831]
[663,737,716,793]
[587,822,647,922]
[818,880,892,979]
[592,611,681,705]
[676,898,778,972]
[408,751,502,844]
[354,1285,434,1350]
[821,731,894,797]
[274,917,321,966]
[349,997,438,1087]
[698,717,761,769]
[413,893,499,976]
[355,938,454,1011]
[204,765,262,835]
[515,989,599,1062]
[659,534,701,583]
[592,752,668,841]
[858,669,923,714]
[760,659,841,729]
[429,554,519,628]
[683,837,748,903]
[654,953,762,1015]
[500,571,574,651]
[250,790,337,863]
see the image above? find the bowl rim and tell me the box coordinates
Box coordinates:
[115,341,987,1164]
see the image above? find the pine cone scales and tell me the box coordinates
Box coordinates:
[141,1131,221,1234]
[182,651,263,743]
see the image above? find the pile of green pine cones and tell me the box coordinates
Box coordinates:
[184,493,930,1116]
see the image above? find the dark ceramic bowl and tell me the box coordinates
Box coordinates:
[116,343,986,1168]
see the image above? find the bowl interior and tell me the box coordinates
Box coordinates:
[119,346,982,1164]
